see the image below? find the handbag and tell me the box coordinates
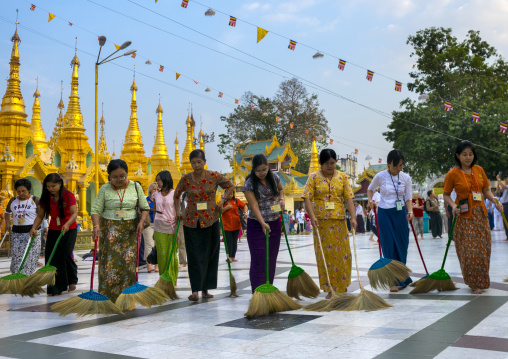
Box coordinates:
[147,246,158,264]
[134,182,151,229]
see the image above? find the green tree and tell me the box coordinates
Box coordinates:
[384,28,508,183]
[218,78,330,173]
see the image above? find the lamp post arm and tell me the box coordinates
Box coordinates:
[99,49,121,64]
[99,53,125,65]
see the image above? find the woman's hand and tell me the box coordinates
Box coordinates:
[279,198,285,211]
[136,221,145,235]
[61,222,70,234]
[452,206,460,217]
[93,226,100,239]
[496,202,503,213]
[29,227,37,238]
[350,217,358,230]
[406,212,414,222]
[311,216,319,229]
[368,199,374,208]
[261,221,271,233]
[217,199,225,209]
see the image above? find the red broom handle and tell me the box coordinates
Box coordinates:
[135,232,141,282]
[90,236,98,290]
[372,205,382,257]
[409,221,428,275]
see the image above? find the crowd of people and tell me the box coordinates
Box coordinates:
[3,140,506,304]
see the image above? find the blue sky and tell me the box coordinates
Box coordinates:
[1,0,507,173]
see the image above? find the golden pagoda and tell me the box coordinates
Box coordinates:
[98,105,111,170]
[48,85,64,151]
[29,80,48,156]
[180,110,195,174]
[174,133,180,172]
[308,132,319,174]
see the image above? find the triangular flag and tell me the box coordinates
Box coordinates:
[48,13,56,22]
[218,92,223,98]
[159,65,164,72]
[176,73,181,80]
[257,27,269,43]
[68,22,73,26]
[193,80,198,84]
[329,139,333,145]
[114,44,120,51]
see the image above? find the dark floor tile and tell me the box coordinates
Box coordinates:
[222,328,275,340]
[217,313,321,331]
[10,302,54,312]
[410,329,463,344]
[453,335,508,353]
[387,339,447,356]
[375,352,435,359]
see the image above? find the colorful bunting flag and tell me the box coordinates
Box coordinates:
[251,105,255,111]
[472,112,480,123]
[235,99,239,104]
[193,80,198,84]
[159,65,164,72]
[229,16,237,27]
[181,0,189,8]
[257,27,269,43]
[30,4,35,11]
[68,22,73,26]
[378,158,382,164]
[395,81,402,92]
[48,13,56,22]
[290,123,294,129]
[443,101,452,112]
[500,122,508,134]
[329,139,333,145]
[131,53,136,58]
[114,44,120,51]
[355,149,358,155]
[176,73,181,80]
[288,40,297,51]
[276,116,280,122]
[218,92,223,98]
[366,70,374,82]
[338,59,346,71]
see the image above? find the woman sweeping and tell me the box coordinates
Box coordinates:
[443,141,502,294]
[220,191,247,262]
[30,174,78,295]
[91,159,150,302]
[5,178,41,276]
[367,149,413,292]
[144,182,158,273]
[243,154,285,293]
[174,149,234,301]
[153,171,178,284]
[303,149,356,298]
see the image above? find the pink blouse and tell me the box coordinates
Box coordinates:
[153,190,177,234]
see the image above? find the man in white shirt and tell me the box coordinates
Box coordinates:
[296,209,305,234]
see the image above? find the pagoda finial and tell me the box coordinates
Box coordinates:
[30,79,47,151]
[174,131,180,172]
[34,78,40,98]
[49,81,65,149]
[152,97,167,156]
[98,103,110,165]
[308,129,319,175]
[63,47,84,129]
[121,76,145,159]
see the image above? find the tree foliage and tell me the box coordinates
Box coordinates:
[384,28,508,183]
[218,78,330,173]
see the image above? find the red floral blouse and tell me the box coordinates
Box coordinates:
[175,171,233,228]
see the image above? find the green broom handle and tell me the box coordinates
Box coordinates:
[217,210,233,276]
[162,221,180,274]
[46,232,64,267]
[265,229,270,285]
[495,199,508,229]
[17,235,36,273]
[279,210,295,266]
[441,209,458,270]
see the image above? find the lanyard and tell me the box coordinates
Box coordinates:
[259,181,274,201]
[113,184,127,209]
[17,196,30,218]
[389,170,400,202]
[323,171,334,201]
[460,167,477,193]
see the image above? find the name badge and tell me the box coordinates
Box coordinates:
[56,217,61,226]
[472,191,482,201]
[114,210,127,219]
[197,202,207,211]
[18,217,25,224]
[271,205,281,212]
[325,202,335,210]
[396,200,402,211]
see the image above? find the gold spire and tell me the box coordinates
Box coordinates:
[174,132,180,172]
[190,106,196,150]
[63,46,84,129]
[98,103,110,165]
[308,132,319,175]
[30,79,48,152]
[152,97,168,158]
[49,82,64,150]
[180,109,194,174]
[199,123,204,151]
[1,27,26,116]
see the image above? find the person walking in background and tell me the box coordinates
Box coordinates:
[220,191,246,262]
[144,182,158,273]
[439,195,448,234]
[304,209,312,233]
[426,190,443,239]
[354,202,365,234]
[288,210,294,233]
[497,173,508,240]
[296,208,305,234]
[485,197,495,230]
[282,210,290,234]
[412,192,424,241]
[493,193,504,231]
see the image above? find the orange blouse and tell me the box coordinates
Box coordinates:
[443,165,490,219]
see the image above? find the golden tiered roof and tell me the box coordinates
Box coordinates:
[308,132,319,174]
[29,81,48,154]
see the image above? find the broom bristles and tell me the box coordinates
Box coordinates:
[52,296,122,317]
[409,278,458,294]
[287,271,320,300]
[20,284,45,297]
[342,289,392,311]
[23,268,56,288]
[368,260,411,290]
[244,289,302,318]
[116,286,169,311]
[0,274,29,295]
[154,277,180,300]
[227,274,239,298]
[409,274,429,287]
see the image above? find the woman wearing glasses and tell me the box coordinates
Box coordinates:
[91,159,150,302]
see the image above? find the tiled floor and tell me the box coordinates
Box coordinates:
[1,229,508,358]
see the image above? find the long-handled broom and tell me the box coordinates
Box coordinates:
[154,221,180,299]
[368,206,411,290]
[23,232,64,292]
[341,230,392,311]
[0,232,8,250]
[218,209,239,297]
[494,200,508,283]
[52,236,122,316]
[279,210,319,300]
[408,221,429,287]
[116,233,169,311]
[244,230,301,318]
[0,235,37,295]
[304,227,355,312]
[410,212,459,294]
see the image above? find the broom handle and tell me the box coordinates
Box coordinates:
[46,232,64,267]
[409,221,428,275]
[279,211,295,266]
[17,235,36,273]
[372,206,383,258]
[351,230,364,290]
[218,210,233,276]
[441,210,458,270]
[265,229,270,284]
[90,236,98,290]
[0,232,8,249]
[315,227,334,293]
[162,221,180,274]
[495,199,508,229]
[135,232,141,282]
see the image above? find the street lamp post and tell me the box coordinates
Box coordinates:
[95,36,136,196]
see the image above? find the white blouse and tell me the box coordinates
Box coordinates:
[368,170,412,209]
[8,196,38,226]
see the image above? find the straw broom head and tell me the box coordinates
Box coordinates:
[52,290,122,317]
[155,273,180,300]
[0,273,29,295]
[227,273,239,298]
[244,284,301,318]
[287,266,320,300]
[368,258,411,290]
[341,289,392,311]
[23,266,57,288]
[409,269,457,294]
[20,284,45,297]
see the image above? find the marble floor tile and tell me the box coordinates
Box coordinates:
[434,347,508,359]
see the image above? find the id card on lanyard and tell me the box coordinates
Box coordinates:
[460,168,482,202]
[324,173,335,210]
[113,185,127,219]
[390,171,402,211]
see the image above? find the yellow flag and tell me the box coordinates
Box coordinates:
[257,27,269,43]
[114,44,120,51]
[48,13,56,22]
[176,73,181,80]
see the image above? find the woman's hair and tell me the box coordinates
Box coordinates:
[148,182,158,194]
[387,150,405,167]
[454,141,477,167]
[107,159,128,175]
[246,154,279,200]
[156,170,173,191]
[40,173,66,218]
[14,178,32,192]
[319,149,338,165]
[189,149,206,162]
[427,190,433,197]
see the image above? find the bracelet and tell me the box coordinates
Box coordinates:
[93,225,99,228]
[407,212,413,214]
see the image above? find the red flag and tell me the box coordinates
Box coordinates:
[290,123,294,129]
[276,117,280,122]
[338,59,346,71]
[68,22,73,26]
[193,80,198,84]
[305,129,309,134]
[182,0,189,8]
[288,40,297,51]
[329,139,333,145]
[355,149,358,155]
